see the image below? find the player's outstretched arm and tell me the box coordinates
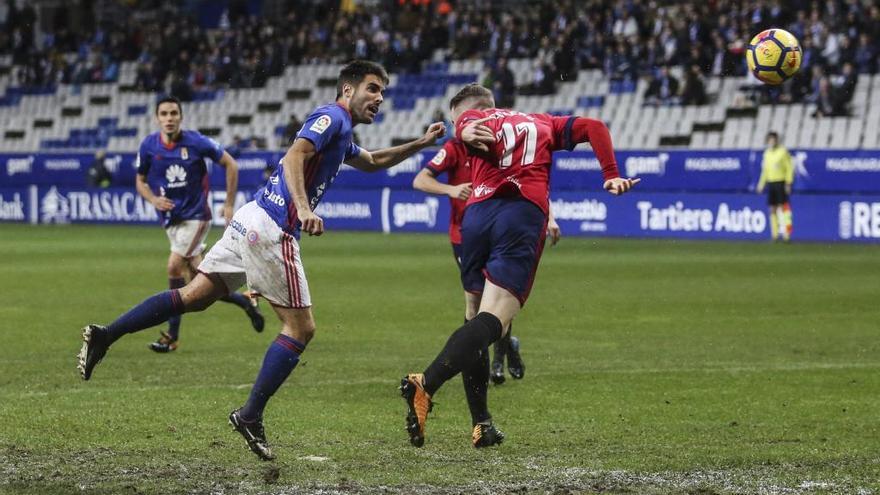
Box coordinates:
[282,138,324,236]
[567,117,640,196]
[413,168,472,200]
[135,173,174,211]
[346,122,446,172]
[215,151,239,224]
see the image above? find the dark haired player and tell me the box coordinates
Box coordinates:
[400,84,639,448]
[414,128,562,385]
[136,96,265,353]
[78,61,446,460]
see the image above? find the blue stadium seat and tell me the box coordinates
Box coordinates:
[128,105,148,116]
[112,128,137,137]
[98,117,119,128]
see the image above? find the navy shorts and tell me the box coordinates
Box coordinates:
[459,197,547,306]
[451,242,463,271]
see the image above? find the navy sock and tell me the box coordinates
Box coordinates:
[492,323,511,363]
[462,346,491,425]
[166,278,185,341]
[220,292,251,311]
[240,334,306,421]
[423,312,503,396]
[106,290,186,344]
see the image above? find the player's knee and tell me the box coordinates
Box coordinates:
[282,319,315,344]
[167,258,186,277]
[178,277,224,312]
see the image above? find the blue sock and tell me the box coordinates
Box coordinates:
[220,292,251,311]
[166,278,186,341]
[240,334,306,421]
[106,290,186,344]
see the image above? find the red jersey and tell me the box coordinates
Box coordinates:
[454,108,576,216]
[425,138,470,244]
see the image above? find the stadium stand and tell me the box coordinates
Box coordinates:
[0,0,879,153]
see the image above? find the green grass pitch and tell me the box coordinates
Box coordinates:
[0,224,877,494]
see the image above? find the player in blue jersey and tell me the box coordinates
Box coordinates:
[135,96,264,353]
[77,61,446,460]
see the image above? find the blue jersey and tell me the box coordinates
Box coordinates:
[136,130,224,227]
[255,103,361,237]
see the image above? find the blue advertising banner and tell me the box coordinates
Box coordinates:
[549,190,880,243]
[382,188,451,234]
[3,184,880,243]
[0,151,436,191]
[552,148,880,193]
[0,186,33,223]
[314,188,382,232]
[6,149,880,194]
[552,149,753,192]
[783,149,880,194]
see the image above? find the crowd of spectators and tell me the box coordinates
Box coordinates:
[1,0,878,116]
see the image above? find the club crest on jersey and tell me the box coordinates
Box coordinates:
[431,148,447,165]
[247,230,259,245]
[309,115,332,134]
[181,147,188,160]
[474,184,496,197]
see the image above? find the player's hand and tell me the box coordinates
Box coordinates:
[151,196,175,211]
[603,177,640,196]
[785,184,792,195]
[547,219,562,246]
[422,122,446,145]
[298,210,324,236]
[448,182,472,200]
[460,117,495,152]
[222,204,234,226]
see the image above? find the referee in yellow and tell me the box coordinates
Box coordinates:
[756,131,794,242]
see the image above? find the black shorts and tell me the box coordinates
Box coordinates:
[766,182,789,206]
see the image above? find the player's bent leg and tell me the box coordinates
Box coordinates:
[188,234,266,333]
[230,305,313,460]
[78,273,225,380]
[401,310,505,447]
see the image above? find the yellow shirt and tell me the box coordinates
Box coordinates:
[758,146,794,189]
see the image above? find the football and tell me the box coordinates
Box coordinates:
[746,28,802,85]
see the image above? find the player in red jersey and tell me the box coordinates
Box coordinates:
[400,84,639,448]
[414,136,562,385]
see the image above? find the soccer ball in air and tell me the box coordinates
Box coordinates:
[746,29,802,85]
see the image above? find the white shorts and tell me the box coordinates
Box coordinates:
[166,219,210,258]
[199,201,311,308]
